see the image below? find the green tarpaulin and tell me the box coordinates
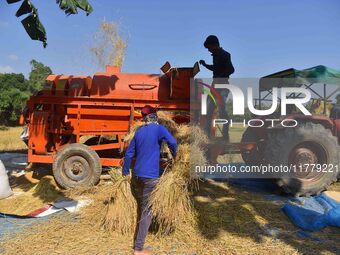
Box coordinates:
[260,65,340,91]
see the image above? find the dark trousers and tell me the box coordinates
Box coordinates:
[205,88,230,140]
[131,176,159,251]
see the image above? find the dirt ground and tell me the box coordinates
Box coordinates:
[0,126,339,255]
[1,168,339,255]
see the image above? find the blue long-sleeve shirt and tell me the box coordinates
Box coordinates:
[122,123,177,178]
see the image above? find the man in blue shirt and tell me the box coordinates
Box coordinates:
[122,105,177,255]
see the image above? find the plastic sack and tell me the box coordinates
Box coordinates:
[0,160,13,199]
[282,192,340,231]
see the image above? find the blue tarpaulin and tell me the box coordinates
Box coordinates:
[0,212,64,239]
[1,213,43,239]
[282,193,340,231]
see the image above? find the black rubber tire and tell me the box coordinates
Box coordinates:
[53,143,102,189]
[265,123,339,196]
[241,127,265,165]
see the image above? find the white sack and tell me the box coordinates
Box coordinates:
[0,160,13,199]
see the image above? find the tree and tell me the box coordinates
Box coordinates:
[6,0,93,47]
[0,60,52,125]
[0,73,30,125]
[28,59,52,93]
[0,73,28,92]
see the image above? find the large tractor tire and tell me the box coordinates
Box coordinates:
[265,123,339,196]
[53,143,102,189]
[241,127,265,165]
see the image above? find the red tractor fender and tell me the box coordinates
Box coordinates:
[271,113,335,132]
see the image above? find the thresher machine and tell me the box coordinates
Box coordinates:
[20,63,199,189]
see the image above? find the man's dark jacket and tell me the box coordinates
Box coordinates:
[204,48,234,78]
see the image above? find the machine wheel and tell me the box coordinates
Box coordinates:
[241,127,265,165]
[53,143,102,189]
[265,123,339,196]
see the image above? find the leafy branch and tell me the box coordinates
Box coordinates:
[6,0,93,47]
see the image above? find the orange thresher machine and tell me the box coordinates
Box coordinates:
[20,62,199,188]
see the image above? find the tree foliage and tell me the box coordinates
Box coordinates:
[6,0,93,47]
[28,59,52,93]
[0,60,52,125]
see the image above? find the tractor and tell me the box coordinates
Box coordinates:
[240,65,340,196]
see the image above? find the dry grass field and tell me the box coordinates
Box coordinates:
[0,126,27,152]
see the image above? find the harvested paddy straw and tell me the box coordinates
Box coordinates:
[149,170,194,234]
[101,174,137,235]
[123,111,180,144]
[121,111,207,234]
[149,136,207,233]
[0,175,62,215]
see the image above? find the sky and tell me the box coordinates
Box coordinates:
[1,0,340,79]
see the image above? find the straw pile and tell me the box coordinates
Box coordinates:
[100,111,207,235]
[149,125,207,233]
[122,111,207,234]
[101,174,137,235]
[0,174,62,215]
[3,178,338,255]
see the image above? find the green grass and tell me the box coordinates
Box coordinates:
[0,126,27,152]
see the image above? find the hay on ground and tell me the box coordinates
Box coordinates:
[0,175,62,215]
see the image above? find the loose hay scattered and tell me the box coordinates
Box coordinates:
[0,174,62,215]
[101,175,137,235]
[3,125,340,254]
[33,175,61,199]
[3,179,339,255]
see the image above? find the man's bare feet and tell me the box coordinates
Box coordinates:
[133,249,152,255]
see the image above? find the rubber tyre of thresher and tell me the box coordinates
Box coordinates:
[53,143,102,189]
[264,122,339,196]
[241,127,265,165]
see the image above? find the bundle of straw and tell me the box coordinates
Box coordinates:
[107,110,208,235]
[149,133,207,233]
[146,113,208,233]
[101,175,137,235]
[157,111,179,136]
[149,171,194,234]
[123,111,179,144]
